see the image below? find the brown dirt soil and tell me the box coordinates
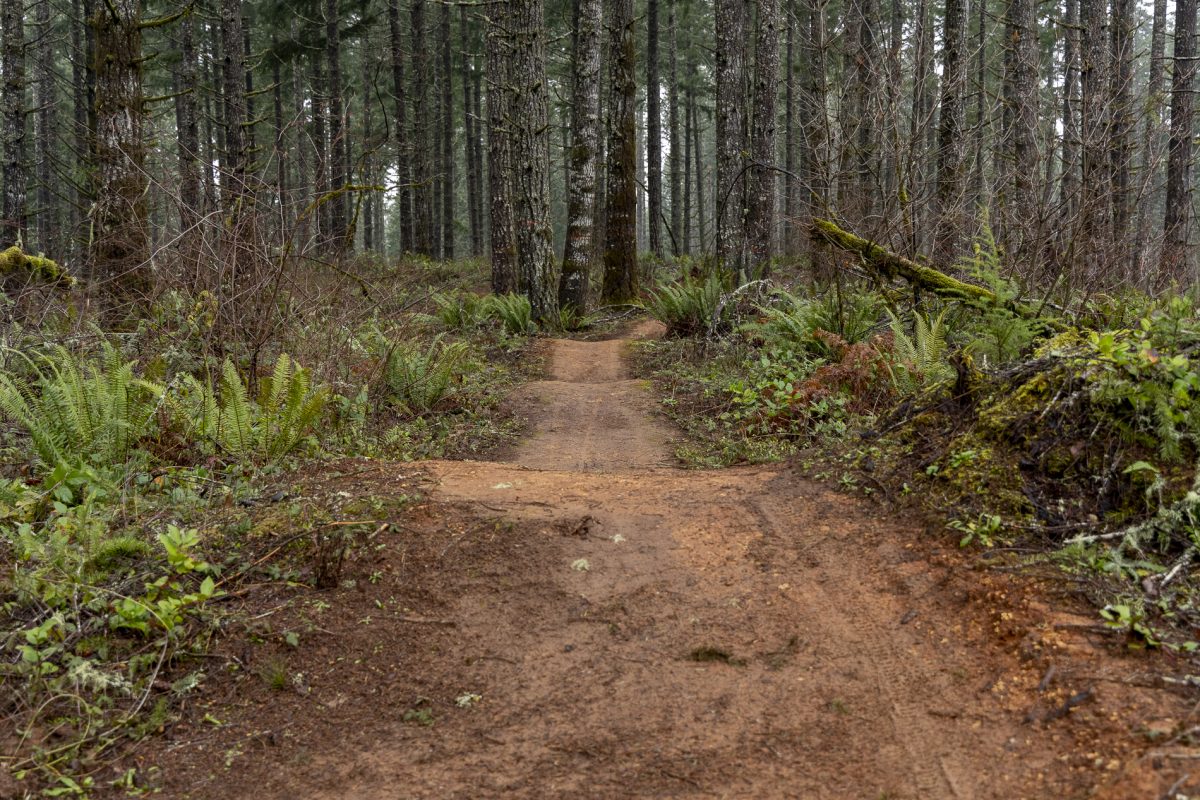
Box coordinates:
[112,320,1200,799]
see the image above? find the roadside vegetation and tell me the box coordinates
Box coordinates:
[0,259,544,795]
[635,231,1200,654]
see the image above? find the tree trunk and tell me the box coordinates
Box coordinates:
[32,0,53,256]
[715,0,747,274]
[89,0,150,300]
[908,0,934,253]
[462,6,483,258]
[507,0,555,317]
[411,0,434,256]
[1,0,26,248]
[691,92,707,253]
[601,0,638,302]
[646,0,663,257]
[747,0,781,268]
[667,0,681,257]
[325,0,348,249]
[1059,0,1081,223]
[486,0,516,292]
[1134,0,1168,281]
[1079,0,1111,274]
[440,2,455,260]
[175,12,202,233]
[559,0,602,312]
[1164,0,1198,275]
[1109,0,1134,258]
[1002,0,1040,271]
[387,0,412,253]
[784,0,796,255]
[220,0,248,210]
[933,0,968,261]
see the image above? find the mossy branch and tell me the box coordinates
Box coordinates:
[0,246,75,288]
[809,218,1063,330]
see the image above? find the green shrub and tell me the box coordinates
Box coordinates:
[885,308,953,393]
[487,293,537,335]
[0,342,164,476]
[175,354,328,463]
[645,272,730,337]
[382,335,473,415]
[432,291,492,330]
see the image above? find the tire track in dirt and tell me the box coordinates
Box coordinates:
[163,320,1194,799]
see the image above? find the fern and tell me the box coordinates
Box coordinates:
[383,336,472,415]
[0,343,164,475]
[645,272,729,337]
[885,308,954,393]
[432,291,492,330]
[486,293,537,335]
[172,354,328,463]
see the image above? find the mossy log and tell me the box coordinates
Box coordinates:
[810,218,1060,328]
[0,246,74,288]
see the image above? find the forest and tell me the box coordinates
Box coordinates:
[5,0,1200,794]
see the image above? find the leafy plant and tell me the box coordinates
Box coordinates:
[645,271,730,337]
[176,354,328,463]
[431,291,492,330]
[948,513,1003,547]
[0,342,164,476]
[382,335,472,415]
[487,293,537,335]
[884,308,953,393]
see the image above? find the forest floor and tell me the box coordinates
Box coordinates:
[115,320,1200,799]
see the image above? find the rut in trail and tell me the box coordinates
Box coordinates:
[169,322,1174,800]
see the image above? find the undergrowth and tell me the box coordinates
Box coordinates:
[0,258,539,793]
[634,255,1200,654]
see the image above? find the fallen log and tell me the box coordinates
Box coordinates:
[810,218,1060,327]
[0,246,74,288]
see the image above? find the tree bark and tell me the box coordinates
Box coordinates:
[508,0,555,318]
[559,0,602,312]
[175,12,202,234]
[601,0,638,302]
[388,0,413,253]
[1134,0,1168,281]
[462,6,483,258]
[412,0,434,256]
[1002,0,1040,270]
[646,0,663,257]
[325,0,348,249]
[1164,0,1198,275]
[89,0,150,300]
[667,0,681,257]
[933,0,969,261]
[486,0,517,293]
[440,1,455,260]
[2,0,26,248]
[747,0,781,268]
[715,0,747,274]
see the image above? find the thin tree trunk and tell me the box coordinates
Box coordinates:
[1109,0,1134,260]
[692,91,707,253]
[715,0,748,273]
[646,0,663,257]
[667,0,681,257]
[784,0,797,255]
[1164,0,1198,275]
[1080,0,1111,274]
[325,0,348,249]
[462,6,483,258]
[32,0,53,256]
[1003,0,1040,271]
[747,0,781,268]
[441,2,454,260]
[388,0,413,253]
[1060,0,1080,222]
[412,0,433,255]
[175,12,202,232]
[1134,0,1168,281]
[486,0,516,292]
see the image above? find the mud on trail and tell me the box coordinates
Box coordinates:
[133,321,1200,799]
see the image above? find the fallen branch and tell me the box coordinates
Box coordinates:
[0,246,74,288]
[809,218,1062,329]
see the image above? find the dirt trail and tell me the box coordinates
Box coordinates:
[146,322,1195,799]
